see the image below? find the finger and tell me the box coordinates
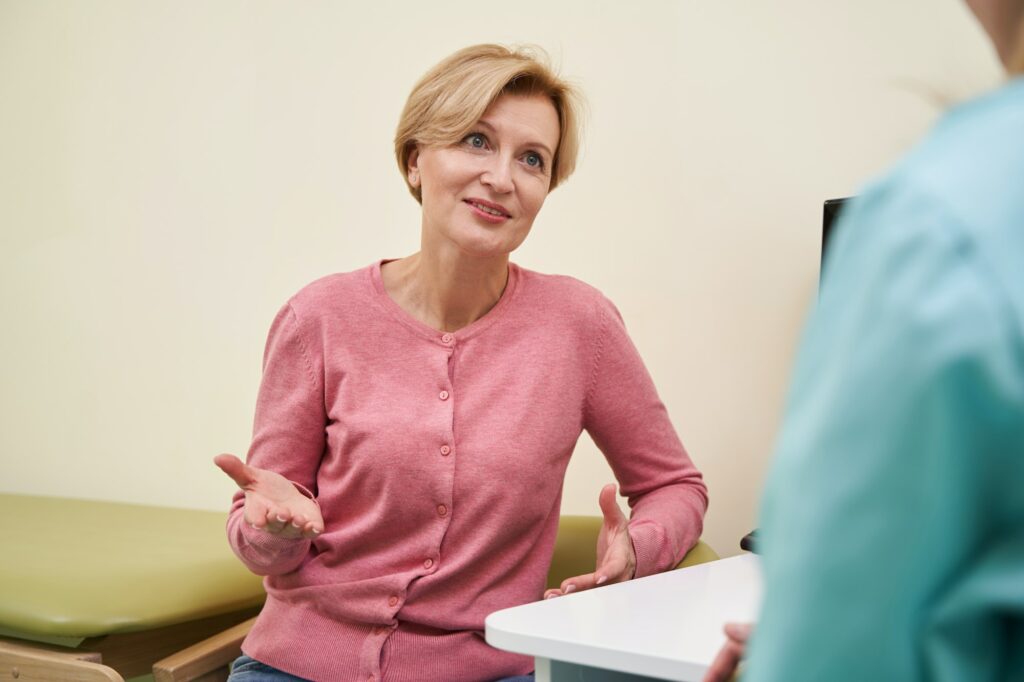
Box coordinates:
[598,483,628,528]
[307,507,325,534]
[244,496,270,529]
[724,622,754,644]
[300,520,322,539]
[214,454,257,489]
[543,588,563,600]
[267,513,311,540]
[559,571,600,595]
[289,513,308,532]
[702,640,744,682]
[264,508,289,534]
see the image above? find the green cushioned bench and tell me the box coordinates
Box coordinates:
[0,494,265,681]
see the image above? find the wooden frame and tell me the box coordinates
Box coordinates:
[0,608,259,682]
[0,637,122,682]
[152,617,255,682]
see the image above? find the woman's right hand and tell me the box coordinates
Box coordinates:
[214,454,324,539]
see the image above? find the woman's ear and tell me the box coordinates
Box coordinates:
[407,147,420,188]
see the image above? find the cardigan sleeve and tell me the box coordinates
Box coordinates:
[582,297,708,578]
[226,301,327,576]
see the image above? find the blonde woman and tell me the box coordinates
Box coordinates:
[705,1,1024,680]
[216,44,707,682]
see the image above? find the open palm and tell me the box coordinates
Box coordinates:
[544,483,636,599]
[214,454,323,539]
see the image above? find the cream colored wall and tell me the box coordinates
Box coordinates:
[0,1,1002,557]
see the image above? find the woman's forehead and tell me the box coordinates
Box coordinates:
[476,93,560,152]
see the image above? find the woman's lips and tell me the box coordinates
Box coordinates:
[464,199,510,220]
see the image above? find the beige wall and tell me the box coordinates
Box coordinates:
[0,0,1002,557]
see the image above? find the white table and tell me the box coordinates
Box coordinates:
[485,555,762,682]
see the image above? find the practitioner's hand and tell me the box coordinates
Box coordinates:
[543,483,636,599]
[702,622,754,682]
[214,454,323,540]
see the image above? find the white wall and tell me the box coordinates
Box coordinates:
[0,0,1002,557]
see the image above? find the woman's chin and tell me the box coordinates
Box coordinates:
[449,231,528,261]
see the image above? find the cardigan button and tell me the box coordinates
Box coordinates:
[438,390,450,401]
[440,445,451,456]
[388,595,399,607]
[423,558,434,569]
[441,333,454,344]
[437,504,448,517]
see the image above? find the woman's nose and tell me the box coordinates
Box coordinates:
[481,156,514,193]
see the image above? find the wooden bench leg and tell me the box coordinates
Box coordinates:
[0,638,123,682]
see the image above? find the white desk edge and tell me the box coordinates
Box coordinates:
[485,554,762,681]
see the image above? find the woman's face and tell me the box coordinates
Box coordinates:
[408,93,561,259]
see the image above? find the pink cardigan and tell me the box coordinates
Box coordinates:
[227,261,707,681]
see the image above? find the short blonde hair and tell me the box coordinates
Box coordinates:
[395,44,583,202]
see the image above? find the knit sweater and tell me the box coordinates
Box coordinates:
[227,261,708,682]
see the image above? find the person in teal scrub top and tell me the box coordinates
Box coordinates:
[705,1,1024,680]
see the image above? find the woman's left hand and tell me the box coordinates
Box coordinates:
[544,483,636,599]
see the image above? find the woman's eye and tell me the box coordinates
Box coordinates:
[465,133,486,149]
[524,152,544,169]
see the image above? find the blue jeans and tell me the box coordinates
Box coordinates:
[228,656,310,681]
[228,655,534,681]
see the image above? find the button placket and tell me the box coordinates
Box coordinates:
[430,333,454,583]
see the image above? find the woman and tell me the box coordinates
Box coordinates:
[704,2,1024,680]
[216,44,708,682]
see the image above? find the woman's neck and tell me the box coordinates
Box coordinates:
[380,250,509,333]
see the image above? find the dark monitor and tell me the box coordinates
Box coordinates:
[739,196,856,554]
[822,197,852,271]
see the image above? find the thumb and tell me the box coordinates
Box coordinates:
[598,483,627,527]
[724,622,754,644]
[214,453,257,490]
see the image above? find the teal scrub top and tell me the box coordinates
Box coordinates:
[746,77,1024,682]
